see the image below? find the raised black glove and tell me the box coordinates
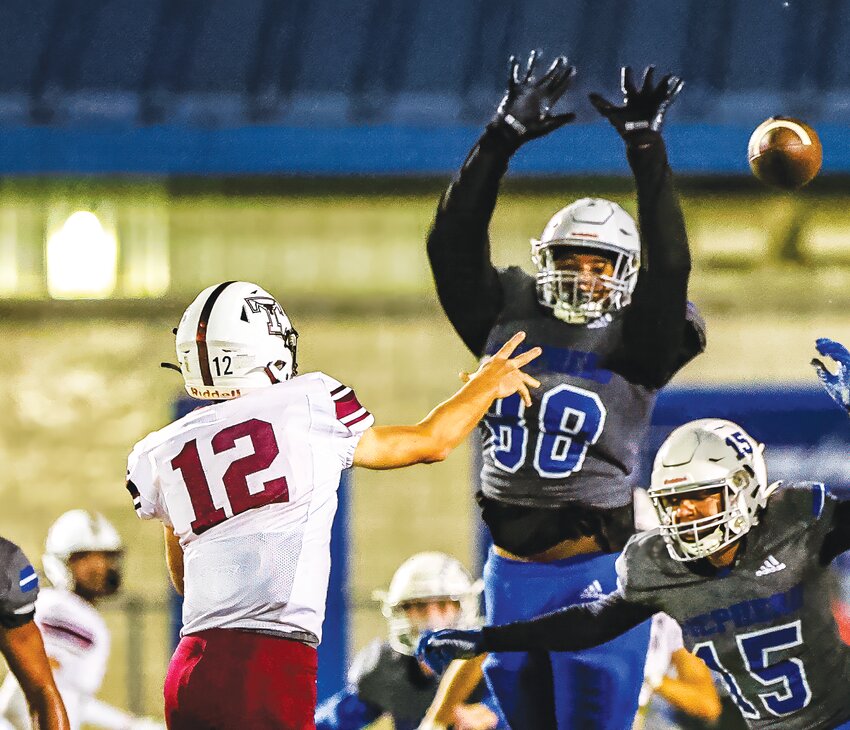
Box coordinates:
[589,65,683,139]
[490,50,576,149]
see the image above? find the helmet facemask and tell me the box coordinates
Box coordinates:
[649,469,760,562]
[532,243,638,324]
[531,198,641,325]
[648,419,778,563]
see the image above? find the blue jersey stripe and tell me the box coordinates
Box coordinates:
[19,565,38,592]
[812,483,826,518]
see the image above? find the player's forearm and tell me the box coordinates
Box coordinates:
[1,623,70,730]
[655,676,722,723]
[25,685,70,730]
[480,593,654,653]
[424,656,486,725]
[427,127,511,356]
[364,376,506,468]
[626,131,690,276]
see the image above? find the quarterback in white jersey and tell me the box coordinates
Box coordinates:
[128,280,541,730]
[0,512,162,730]
[128,371,374,642]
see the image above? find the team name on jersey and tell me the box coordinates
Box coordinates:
[486,343,612,384]
[681,583,804,638]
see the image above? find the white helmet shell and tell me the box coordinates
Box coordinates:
[647,419,775,562]
[531,198,640,324]
[42,510,123,590]
[176,281,298,401]
[373,552,483,655]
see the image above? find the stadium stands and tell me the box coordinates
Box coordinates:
[0,0,847,173]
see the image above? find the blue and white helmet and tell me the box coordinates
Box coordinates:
[647,419,776,562]
[175,281,298,401]
[531,198,640,324]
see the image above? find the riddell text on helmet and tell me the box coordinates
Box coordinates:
[188,385,242,400]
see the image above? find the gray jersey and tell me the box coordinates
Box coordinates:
[480,267,704,509]
[0,538,39,628]
[349,640,439,726]
[618,482,850,729]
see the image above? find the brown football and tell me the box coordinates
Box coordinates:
[748,117,822,190]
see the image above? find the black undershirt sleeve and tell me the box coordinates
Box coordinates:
[820,499,850,564]
[0,611,34,630]
[480,590,656,653]
[426,125,517,357]
[610,130,700,389]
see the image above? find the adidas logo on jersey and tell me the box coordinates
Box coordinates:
[755,555,786,576]
[579,580,604,600]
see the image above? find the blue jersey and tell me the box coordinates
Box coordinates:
[480,267,704,511]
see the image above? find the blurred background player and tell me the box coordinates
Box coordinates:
[0,537,69,730]
[315,552,502,730]
[0,511,162,730]
[420,413,850,729]
[426,52,704,729]
[127,281,540,729]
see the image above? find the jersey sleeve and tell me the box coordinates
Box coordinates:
[317,374,375,469]
[125,439,165,522]
[0,538,39,629]
[615,531,668,609]
[426,126,512,356]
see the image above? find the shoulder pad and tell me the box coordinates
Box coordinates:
[616,529,679,603]
[0,538,38,626]
[497,266,535,291]
[766,481,831,521]
[685,302,707,349]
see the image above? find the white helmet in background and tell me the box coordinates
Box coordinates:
[373,552,483,656]
[42,510,123,591]
[175,281,298,400]
[647,419,776,562]
[531,198,640,324]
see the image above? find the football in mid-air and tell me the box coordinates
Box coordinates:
[747,117,822,190]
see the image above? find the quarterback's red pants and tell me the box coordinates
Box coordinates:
[164,628,317,730]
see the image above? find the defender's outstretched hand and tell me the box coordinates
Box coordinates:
[417,629,486,676]
[461,331,541,407]
[491,50,576,149]
[811,337,850,414]
[589,65,683,139]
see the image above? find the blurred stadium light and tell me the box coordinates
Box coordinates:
[46,210,117,298]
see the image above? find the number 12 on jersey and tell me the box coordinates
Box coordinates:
[171,418,290,535]
[483,384,607,479]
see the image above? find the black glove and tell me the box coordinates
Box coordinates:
[589,66,683,139]
[490,50,576,149]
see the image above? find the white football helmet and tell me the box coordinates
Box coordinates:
[373,552,483,656]
[531,198,640,324]
[175,281,298,400]
[42,510,123,591]
[647,419,777,562]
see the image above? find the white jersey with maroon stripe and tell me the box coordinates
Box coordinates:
[0,587,110,730]
[126,371,373,641]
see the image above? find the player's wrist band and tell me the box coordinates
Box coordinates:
[502,113,528,135]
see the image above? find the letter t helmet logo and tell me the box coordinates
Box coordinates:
[245,296,286,337]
